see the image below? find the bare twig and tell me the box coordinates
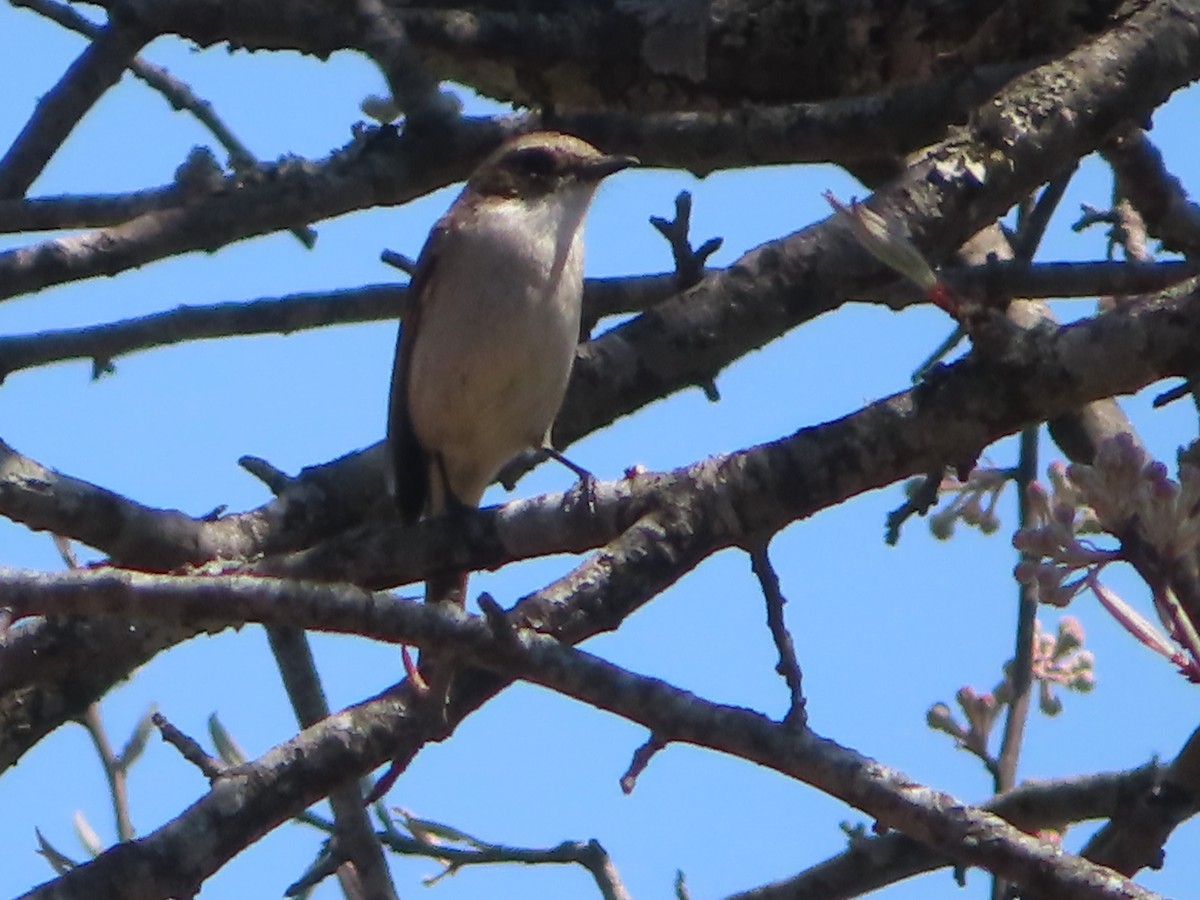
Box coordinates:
[266,625,398,900]
[151,712,226,781]
[0,7,151,198]
[1152,378,1199,409]
[885,469,945,545]
[380,249,417,275]
[353,0,459,127]
[1105,129,1200,258]
[0,285,403,381]
[14,0,318,245]
[284,841,351,899]
[1073,201,1153,263]
[0,274,685,381]
[748,542,806,727]
[647,191,724,398]
[238,456,294,495]
[78,704,135,842]
[991,426,1040,900]
[1013,170,1077,261]
[650,191,724,290]
[620,735,666,795]
[993,428,1041,793]
[375,812,632,900]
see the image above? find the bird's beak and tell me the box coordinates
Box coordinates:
[584,154,639,180]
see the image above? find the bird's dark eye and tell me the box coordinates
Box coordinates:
[512,146,559,176]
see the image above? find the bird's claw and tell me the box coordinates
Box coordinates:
[561,470,597,515]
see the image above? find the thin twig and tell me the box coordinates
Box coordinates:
[0,6,151,198]
[748,542,807,727]
[353,0,459,126]
[380,249,417,275]
[620,735,666,794]
[1153,379,1196,409]
[266,625,398,900]
[885,468,945,544]
[1104,129,1200,258]
[238,456,294,495]
[0,284,404,382]
[0,272,683,380]
[151,712,226,781]
[78,704,135,842]
[13,0,317,246]
[1013,170,1076,261]
[991,425,1040,900]
[374,811,631,900]
[650,191,724,290]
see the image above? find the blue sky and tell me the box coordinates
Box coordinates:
[2,7,1199,899]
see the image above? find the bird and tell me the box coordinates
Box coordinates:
[386,131,637,607]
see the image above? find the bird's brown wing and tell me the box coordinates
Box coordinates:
[387,210,455,524]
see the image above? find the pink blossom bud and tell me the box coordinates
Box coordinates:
[1056,616,1085,652]
[1039,683,1063,716]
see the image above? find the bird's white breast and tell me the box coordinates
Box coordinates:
[405,186,592,508]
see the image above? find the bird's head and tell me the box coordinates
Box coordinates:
[468,132,638,201]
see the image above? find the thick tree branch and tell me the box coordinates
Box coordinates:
[725,764,1170,900]
[0,123,478,304]
[3,570,1165,900]
[78,0,1120,111]
[4,0,1196,311]
[548,62,1031,175]
[558,0,1200,447]
[7,277,1200,769]
[748,543,806,726]
[351,0,458,125]
[1081,725,1200,875]
[4,0,1199,804]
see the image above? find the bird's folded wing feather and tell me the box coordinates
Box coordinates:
[387,211,456,523]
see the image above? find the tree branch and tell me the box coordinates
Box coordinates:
[4,0,1200,800]
[1104,128,1200,259]
[0,6,151,198]
[7,271,1200,768]
[12,0,320,246]
[265,625,397,900]
[76,0,1116,112]
[725,764,1169,900]
[558,0,1200,447]
[0,274,684,380]
[3,569,1167,900]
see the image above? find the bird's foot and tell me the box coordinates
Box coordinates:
[561,469,597,515]
[541,447,597,514]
